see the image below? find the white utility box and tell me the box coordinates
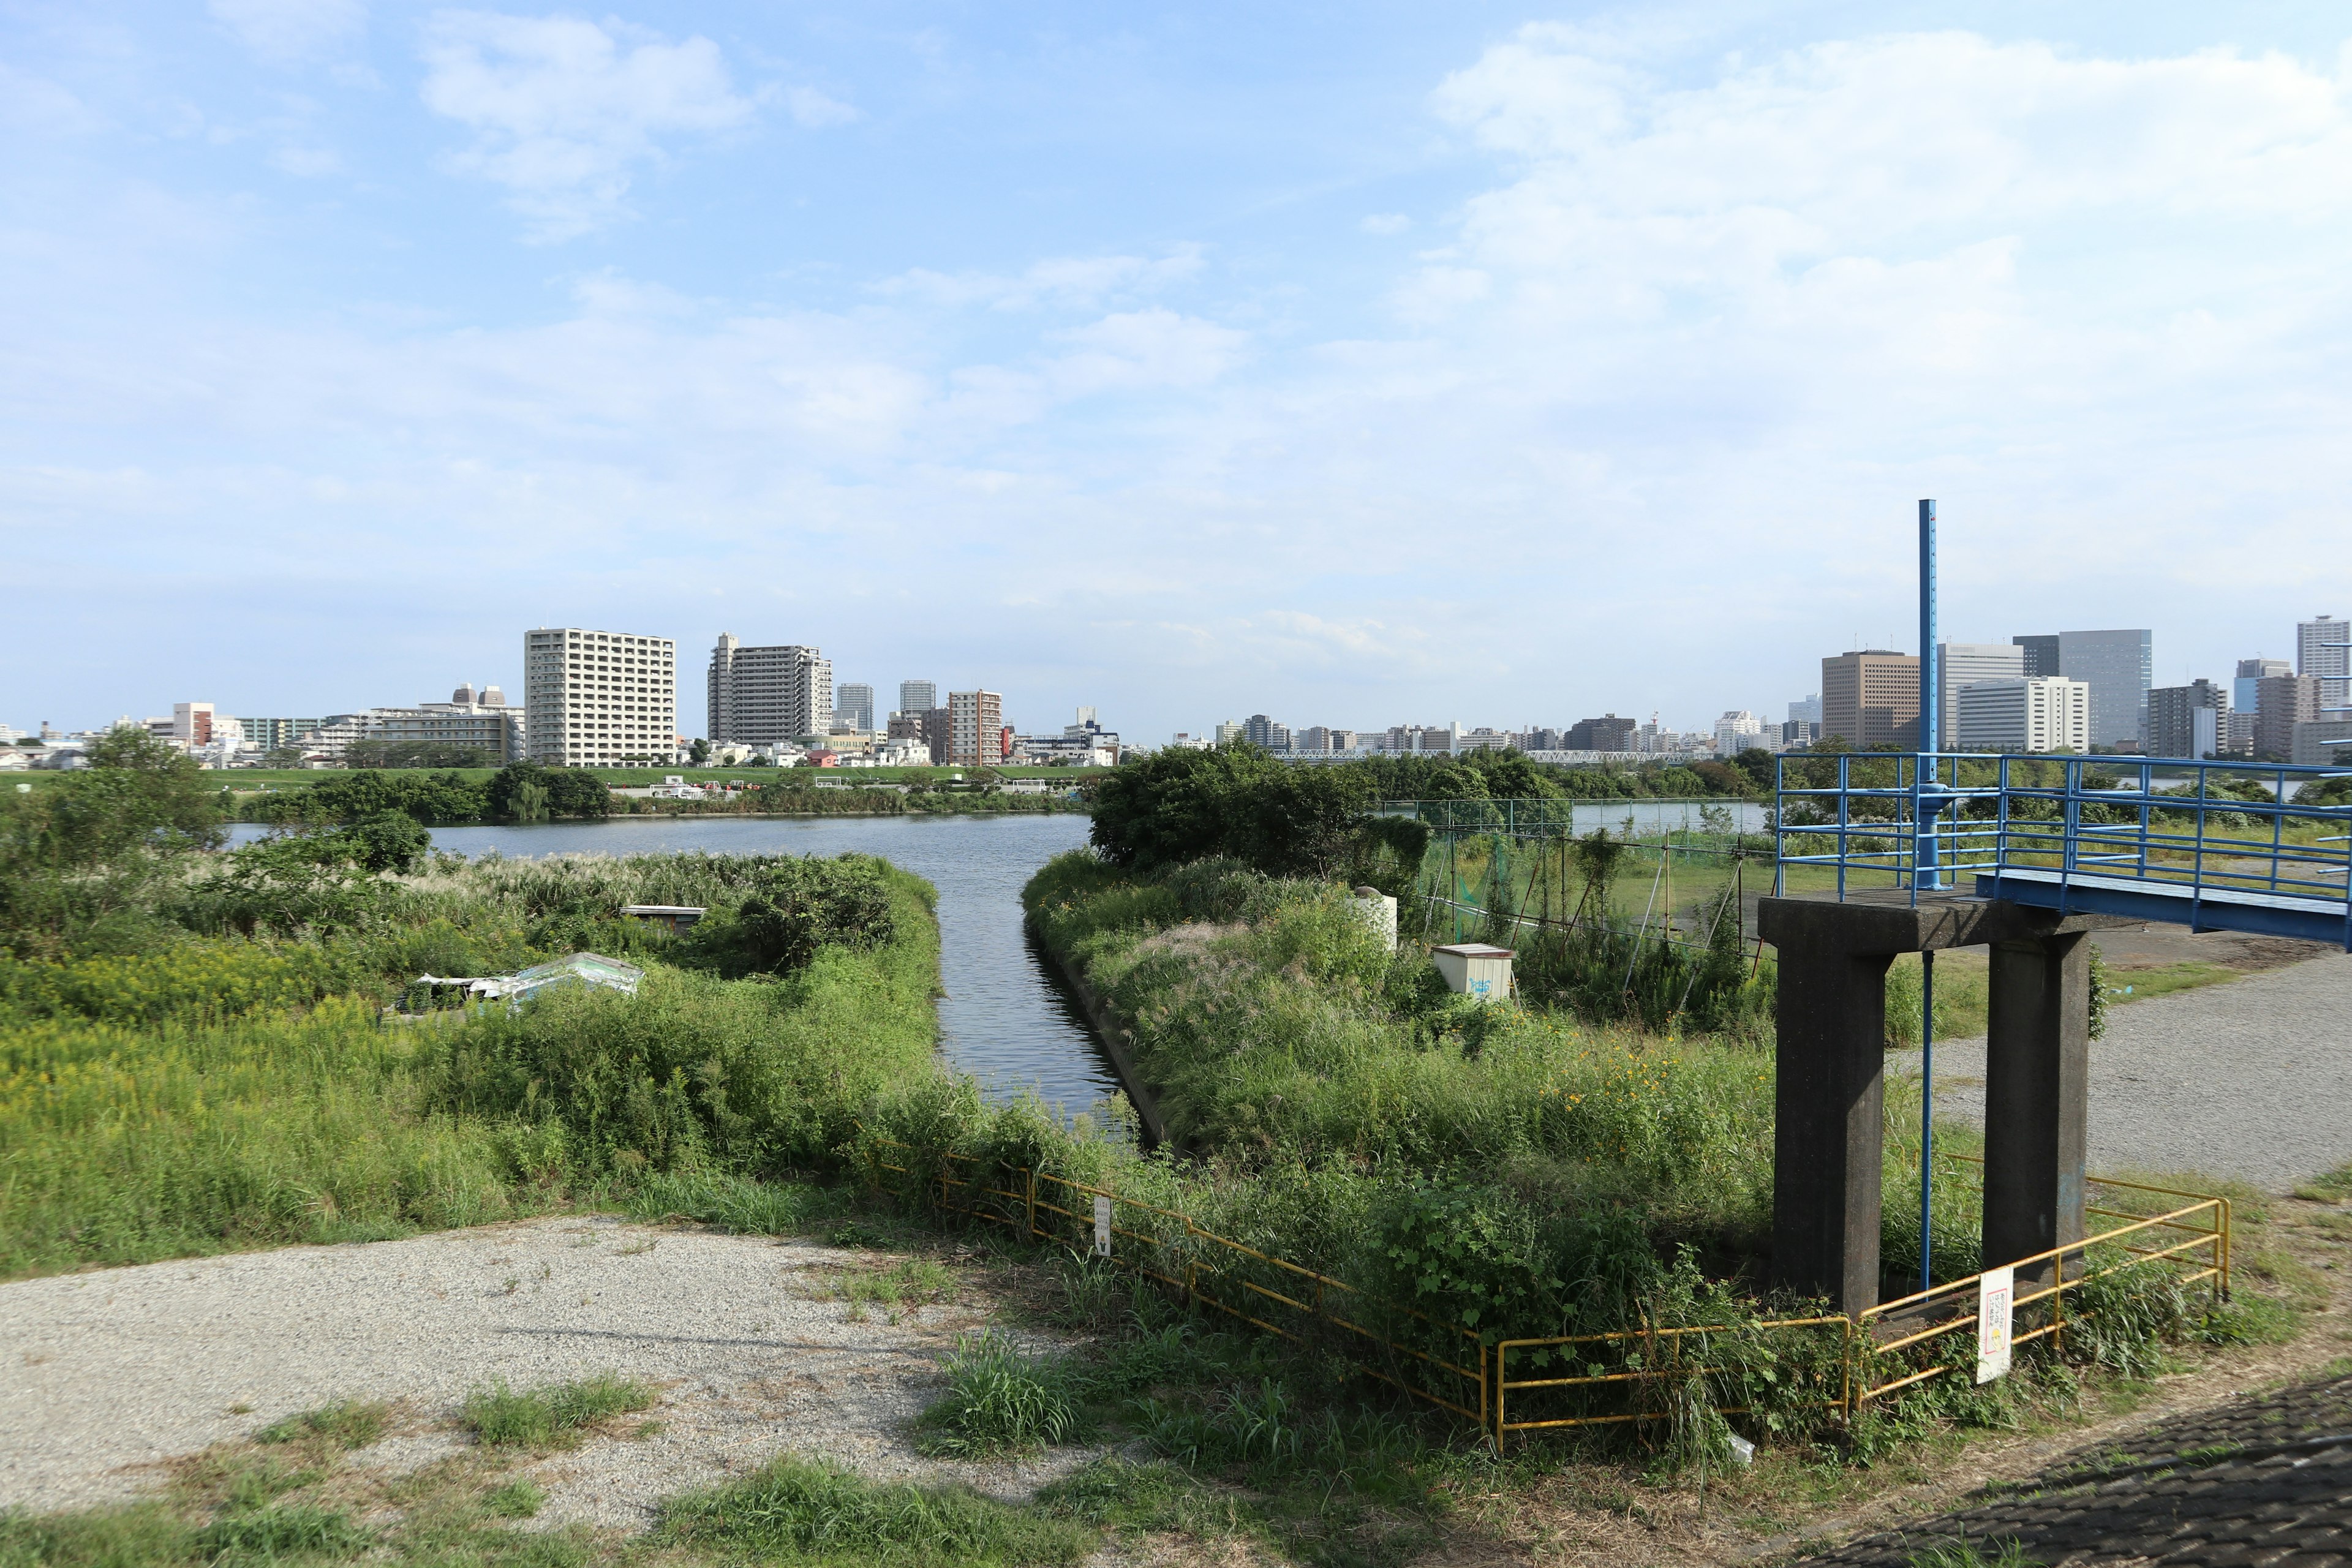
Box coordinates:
[1350,886,1398,952]
[1431,943,1514,1001]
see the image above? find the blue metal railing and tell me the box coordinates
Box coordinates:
[1773,752,2352,948]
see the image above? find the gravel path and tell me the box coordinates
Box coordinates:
[0,1215,1085,1526]
[1890,952,2352,1192]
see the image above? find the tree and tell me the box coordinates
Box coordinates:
[1089,744,1373,878]
[689,738,710,765]
[339,810,431,873]
[729,856,896,973]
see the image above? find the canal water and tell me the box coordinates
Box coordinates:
[232,815,1118,1117]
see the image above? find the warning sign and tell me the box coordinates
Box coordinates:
[1976,1265,2015,1384]
[1093,1194,1112,1258]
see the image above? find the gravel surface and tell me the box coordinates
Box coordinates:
[0,1214,1088,1526]
[1890,952,2352,1192]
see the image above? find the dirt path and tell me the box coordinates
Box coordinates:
[1890,951,2352,1192]
[0,1214,1085,1529]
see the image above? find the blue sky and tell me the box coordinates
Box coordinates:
[4,2,2350,741]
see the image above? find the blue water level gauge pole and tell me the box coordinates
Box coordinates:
[1918,497,1938,1294]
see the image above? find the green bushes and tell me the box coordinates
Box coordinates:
[661,1455,1091,1566]
[916,1332,1088,1455]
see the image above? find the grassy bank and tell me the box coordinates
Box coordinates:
[0,854,942,1278]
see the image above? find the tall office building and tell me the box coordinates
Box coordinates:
[2299,616,2350,707]
[2235,657,2292,715]
[2147,679,2229,760]
[2012,635,2061,679]
[899,680,936,718]
[2058,629,2153,749]
[1242,714,1292,752]
[1954,677,2090,754]
[1938,643,2027,748]
[1820,650,1921,749]
[2256,674,2320,761]
[707,635,831,745]
[526,627,678,764]
[835,683,875,732]
[1569,714,1637,751]
[1787,695,1823,726]
[946,690,1004,767]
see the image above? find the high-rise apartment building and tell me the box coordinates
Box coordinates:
[707,635,830,746]
[2057,629,2153,748]
[2012,635,2061,679]
[1938,643,2026,748]
[2256,674,2320,761]
[946,690,1004,767]
[526,627,678,764]
[1821,650,1920,749]
[2235,657,2291,715]
[835,683,875,732]
[2299,615,2350,707]
[2147,679,2230,760]
[1242,714,1292,752]
[1955,677,2090,754]
[1569,714,1637,751]
[899,680,936,718]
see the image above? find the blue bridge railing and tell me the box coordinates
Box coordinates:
[1773,752,2352,949]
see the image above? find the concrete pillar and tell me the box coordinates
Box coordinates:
[1981,933,2090,1291]
[1770,945,1894,1316]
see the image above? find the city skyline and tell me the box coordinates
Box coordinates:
[6,9,2351,737]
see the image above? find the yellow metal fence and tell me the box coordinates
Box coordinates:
[858,1132,2229,1450]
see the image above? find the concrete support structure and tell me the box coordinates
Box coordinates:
[1759,893,2128,1317]
[1983,933,2092,1292]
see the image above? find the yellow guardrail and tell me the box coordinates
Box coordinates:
[856,1129,2230,1450]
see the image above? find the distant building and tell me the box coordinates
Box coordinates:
[2256,674,2320,761]
[239,717,322,753]
[922,707,952,765]
[835,683,875,733]
[1460,727,1513,752]
[1213,720,1242,747]
[2291,717,2352,766]
[1242,714,1292,752]
[1326,728,1358,754]
[2058,629,2153,748]
[172,703,214,746]
[886,711,926,742]
[1168,732,1212,750]
[2299,616,2349,707]
[2235,657,2291,717]
[1938,643,2027,748]
[1296,725,1333,755]
[2147,679,2230,760]
[2222,711,2258,758]
[707,635,831,747]
[899,680,937,718]
[1821,650,1920,749]
[1567,714,1637,752]
[946,690,1005,767]
[1786,694,1823,727]
[1712,710,1763,755]
[2012,635,2062,679]
[527,628,679,765]
[1782,718,1820,748]
[1955,676,2090,754]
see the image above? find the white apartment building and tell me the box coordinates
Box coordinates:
[526,627,679,765]
[2300,616,2349,708]
[707,634,831,746]
[1954,676,2090,755]
[1712,710,1764,755]
[1937,643,2026,748]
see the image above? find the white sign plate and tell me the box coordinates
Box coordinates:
[1093,1194,1113,1258]
[1976,1265,2015,1384]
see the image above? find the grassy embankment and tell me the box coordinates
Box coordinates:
[0,852,943,1278]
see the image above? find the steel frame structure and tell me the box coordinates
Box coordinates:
[1773,751,2352,949]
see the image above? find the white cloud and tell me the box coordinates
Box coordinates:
[419,10,756,239]
[880,247,1205,311]
[0,63,102,135]
[211,0,368,66]
[1044,308,1248,396]
[269,144,344,176]
[1360,213,1410,235]
[785,86,858,128]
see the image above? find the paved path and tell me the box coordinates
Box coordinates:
[1800,1370,2352,1565]
[0,1215,1076,1526]
[1891,953,2352,1192]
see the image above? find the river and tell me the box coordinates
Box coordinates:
[230,814,1119,1118]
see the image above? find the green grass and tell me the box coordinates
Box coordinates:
[460,1376,656,1449]
[914,1332,1087,1457]
[659,1455,1092,1566]
[254,1400,391,1450]
[2294,1163,2352,1204]
[0,855,944,1279]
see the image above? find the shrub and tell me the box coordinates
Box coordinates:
[728,854,897,974]
[461,1375,654,1448]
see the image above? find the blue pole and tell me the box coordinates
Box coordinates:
[1918,498,1938,1294]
